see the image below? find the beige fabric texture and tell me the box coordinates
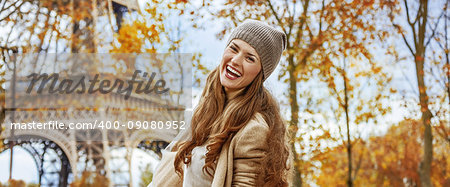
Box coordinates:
[149,113,269,187]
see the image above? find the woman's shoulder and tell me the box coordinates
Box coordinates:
[248,112,269,129]
[234,112,269,142]
[231,112,270,157]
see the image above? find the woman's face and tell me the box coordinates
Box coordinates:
[219,39,261,93]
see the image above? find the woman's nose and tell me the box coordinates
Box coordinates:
[231,54,243,66]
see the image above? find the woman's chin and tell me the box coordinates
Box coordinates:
[221,81,238,92]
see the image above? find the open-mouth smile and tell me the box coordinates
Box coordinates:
[225,65,242,80]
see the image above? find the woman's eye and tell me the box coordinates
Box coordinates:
[230,46,237,52]
[247,57,255,62]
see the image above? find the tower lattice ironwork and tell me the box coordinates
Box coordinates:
[0,1,184,186]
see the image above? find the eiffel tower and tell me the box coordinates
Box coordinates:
[2,89,181,186]
[0,0,185,186]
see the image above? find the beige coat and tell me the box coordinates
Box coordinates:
[150,113,269,187]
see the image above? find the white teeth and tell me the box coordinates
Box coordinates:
[226,65,241,77]
[227,72,236,78]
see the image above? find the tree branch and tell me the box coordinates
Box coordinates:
[393,23,415,56]
[318,0,325,37]
[294,0,310,52]
[425,10,444,47]
[404,0,413,25]
[0,1,23,22]
[403,0,420,51]
[287,0,296,38]
[266,0,287,34]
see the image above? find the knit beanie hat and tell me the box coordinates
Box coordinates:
[226,19,287,81]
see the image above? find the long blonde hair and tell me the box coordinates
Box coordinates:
[174,66,290,186]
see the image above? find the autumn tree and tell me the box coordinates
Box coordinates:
[315,119,449,186]
[388,1,449,186]
[313,56,393,186]
[194,0,396,186]
[429,1,450,146]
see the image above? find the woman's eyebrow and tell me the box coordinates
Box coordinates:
[231,42,240,50]
[232,42,258,59]
[247,53,257,59]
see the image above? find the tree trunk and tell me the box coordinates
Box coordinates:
[288,52,302,187]
[445,3,450,114]
[416,54,433,187]
[415,1,433,186]
[343,59,353,187]
[416,52,433,187]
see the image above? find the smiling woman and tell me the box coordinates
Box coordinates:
[220,39,262,93]
[149,19,291,187]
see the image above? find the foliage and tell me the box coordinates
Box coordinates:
[111,0,187,54]
[69,171,109,187]
[387,0,449,186]
[314,120,449,187]
[0,179,38,187]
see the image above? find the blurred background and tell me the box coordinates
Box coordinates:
[0,0,448,186]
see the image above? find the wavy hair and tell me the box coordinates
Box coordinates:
[174,66,291,186]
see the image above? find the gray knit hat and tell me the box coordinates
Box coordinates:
[226,19,287,81]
